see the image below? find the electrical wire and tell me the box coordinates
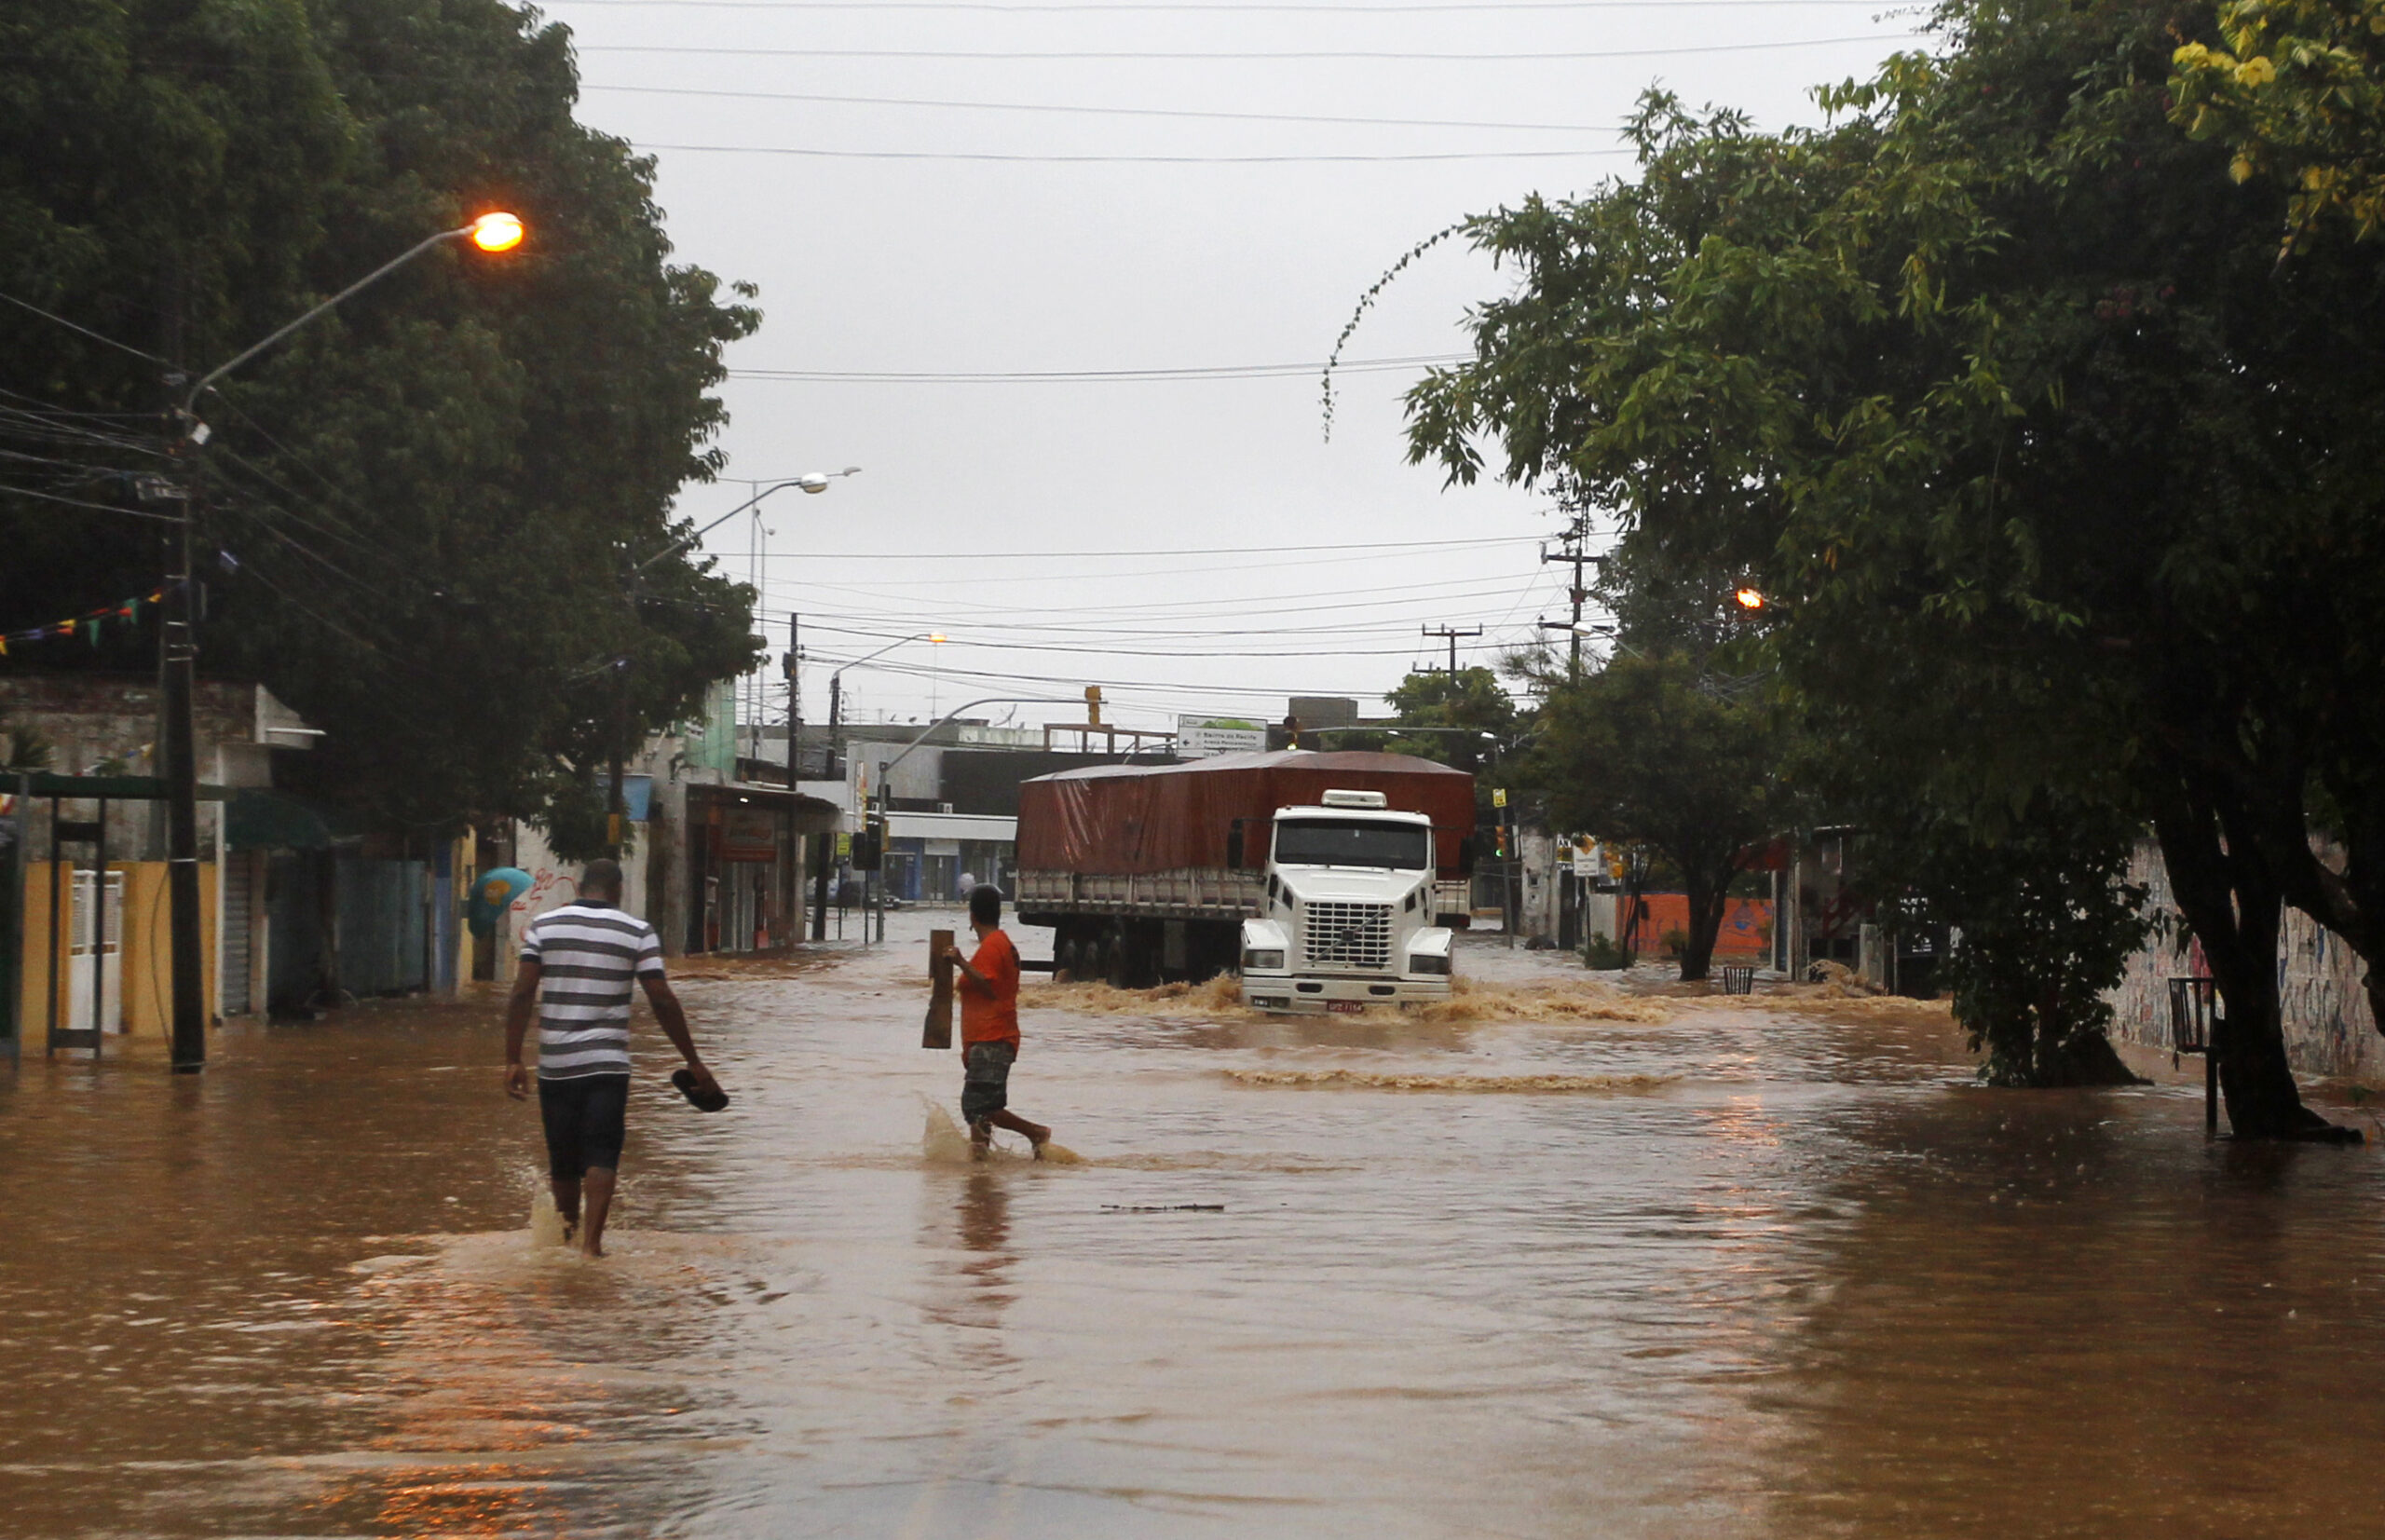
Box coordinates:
[755,562,1548,606]
[719,532,1530,561]
[584,82,1615,132]
[579,32,1920,60]
[556,0,1906,8]
[0,290,167,364]
[640,141,1637,163]
[0,484,185,524]
[796,621,1534,659]
[727,354,1463,382]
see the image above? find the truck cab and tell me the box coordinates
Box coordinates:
[1238,790,1456,1014]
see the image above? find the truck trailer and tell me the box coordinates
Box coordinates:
[1013,751,1478,1012]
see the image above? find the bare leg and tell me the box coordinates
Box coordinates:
[987,1109,1052,1155]
[550,1178,581,1244]
[579,1167,618,1258]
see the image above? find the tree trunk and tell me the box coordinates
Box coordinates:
[1675,865,1733,983]
[2151,779,2344,1139]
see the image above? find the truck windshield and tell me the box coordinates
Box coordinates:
[1274,820,1431,871]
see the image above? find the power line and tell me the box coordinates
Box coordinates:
[797,619,1516,659]
[579,32,1919,60]
[584,82,1614,132]
[642,141,1634,163]
[715,533,1530,561]
[759,567,1551,612]
[728,353,1463,382]
[0,483,185,524]
[554,1,1910,9]
[0,289,167,364]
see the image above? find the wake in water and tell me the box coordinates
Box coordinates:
[920,1100,1084,1165]
[1227,1069,1676,1094]
[1023,973,1670,1025]
[529,1185,570,1247]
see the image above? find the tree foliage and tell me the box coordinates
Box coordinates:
[0,0,760,844]
[2172,0,2385,252]
[1398,0,2385,1135]
[1381,666,1521,780]
[1529,651,1786,981]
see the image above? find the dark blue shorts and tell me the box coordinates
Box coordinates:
[538,1073,630,1179]
[961,1041,1015,1124]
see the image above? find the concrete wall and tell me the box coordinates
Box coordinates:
[2106,839,2385,1081]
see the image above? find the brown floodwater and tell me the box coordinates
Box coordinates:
[5,911,2383,1538]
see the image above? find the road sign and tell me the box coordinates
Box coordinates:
[1177,716,1267,759]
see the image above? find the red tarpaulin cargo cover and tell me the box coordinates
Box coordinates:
[1016,751,1477,879]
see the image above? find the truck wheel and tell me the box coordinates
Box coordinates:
[1104,932,1131,989]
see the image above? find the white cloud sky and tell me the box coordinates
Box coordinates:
[545,0,1932,734]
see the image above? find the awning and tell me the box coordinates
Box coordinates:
[225,788,334,851]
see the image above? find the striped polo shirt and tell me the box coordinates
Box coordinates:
[519,901,665,1081]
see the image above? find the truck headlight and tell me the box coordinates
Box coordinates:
[1244,947,1286,972]
[1410,954,1451,975]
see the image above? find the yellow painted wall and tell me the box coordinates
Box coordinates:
[17,862,217,1040]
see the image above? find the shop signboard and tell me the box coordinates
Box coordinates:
[720,806,778,863]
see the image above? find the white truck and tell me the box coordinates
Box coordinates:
[1235,791,1455,1014]
[1012,751,1476,1011]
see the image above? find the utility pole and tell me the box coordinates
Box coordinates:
[159,402,205,1073]
[1540,513,1603,680]
[784,612,800,783]
[1422,623,1480,675]
[826,670,841,781]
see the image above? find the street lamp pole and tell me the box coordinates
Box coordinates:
[607,469,861,860]
[867,695,1072,944]
[817,634,945,944]
[162,211,524,1072]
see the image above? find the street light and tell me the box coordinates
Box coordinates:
[825,632,944,780]
[160,212,525,1073]
[468,211,525,253]
[863,695,1076,944]
[634,467,861,573]
[605,467,863,853]
[812,634,947,944]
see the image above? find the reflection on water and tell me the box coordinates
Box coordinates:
[3,918,2380,1538]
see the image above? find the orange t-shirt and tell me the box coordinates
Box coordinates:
[959,928,1021,1046]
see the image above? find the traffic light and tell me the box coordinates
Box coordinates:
[852,814,886,871]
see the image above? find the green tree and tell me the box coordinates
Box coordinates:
[1395,0,2385,1137]
[1530,651,1784,981]
[0,0,759,846]
[1381,666,1520,778]
[2171,0,2385,252]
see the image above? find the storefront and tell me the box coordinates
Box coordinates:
[882,811,1018,904]
[684,785,840,953]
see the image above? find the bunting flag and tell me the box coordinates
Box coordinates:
[2,587,168,650]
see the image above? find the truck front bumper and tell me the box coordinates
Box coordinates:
[1241,974,1452,1014]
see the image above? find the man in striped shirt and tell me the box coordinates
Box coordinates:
[503,859,721,1258]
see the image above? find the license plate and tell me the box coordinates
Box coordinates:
[1327,1001,1365,1015]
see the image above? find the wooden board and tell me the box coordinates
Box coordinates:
[924,928,954,1049]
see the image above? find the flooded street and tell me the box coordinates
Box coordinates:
[7,912,2384,1539]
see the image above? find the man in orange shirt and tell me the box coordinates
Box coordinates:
[946,884,1052,1158]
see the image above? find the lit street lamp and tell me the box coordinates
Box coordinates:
[160,212,525,1073]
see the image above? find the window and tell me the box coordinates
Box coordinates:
[1274,820,1431,871]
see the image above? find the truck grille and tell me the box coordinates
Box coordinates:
[1303,901,1394,970]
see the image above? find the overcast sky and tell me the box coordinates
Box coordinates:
[543,0,1933,736]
